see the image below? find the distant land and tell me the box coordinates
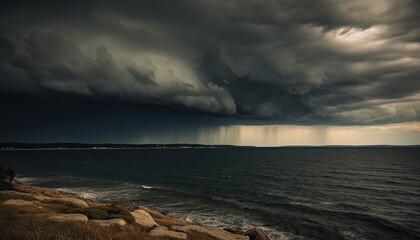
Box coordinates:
[0,143,419,150]
[0,143,243,150]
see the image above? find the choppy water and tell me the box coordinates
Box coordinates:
[1,147,419,239]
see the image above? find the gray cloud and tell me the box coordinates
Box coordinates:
[1,0,419,125]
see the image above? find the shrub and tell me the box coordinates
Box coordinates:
[0,165,16,190]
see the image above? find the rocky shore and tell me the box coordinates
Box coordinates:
[0,166,269,240]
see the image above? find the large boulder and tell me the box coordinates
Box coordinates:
[2,199,35,206]
[0,190,88,208]
[244,228,270,240]
[224,227,244,235]
[131,209,158,227]
[48,197,89,207]
[0,190,34,198]
[91,218,126,226]
[48,213,88,222]
[172,225,249,240]
[149,226,188,240]
[32,195,52,201]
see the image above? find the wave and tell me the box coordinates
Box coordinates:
[141,186,420,239]
[13,174,420,240]
[114,184,419,239]
[38,180,300,239]
[16,176,39,183]
[55,188,99,200]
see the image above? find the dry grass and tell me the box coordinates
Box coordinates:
[0,191,175,239]
[0,187,235,240]
[6,204,50,215]
[0,204,168,240]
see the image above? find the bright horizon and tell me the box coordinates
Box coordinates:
[136,122,420,147]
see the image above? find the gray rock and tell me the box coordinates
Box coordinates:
[2,199,35,206]
[172,225,249,240]
[33,195,51,201]
[91,218,126,226]
[131,209,158,227]
[0,190,33,198]
[244,227,270,240]
[149,226,188,240]
[48,213,88,222]
[224,227,244,235]
[47,197,89,207]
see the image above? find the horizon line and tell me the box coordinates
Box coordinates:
[1,142,419,148]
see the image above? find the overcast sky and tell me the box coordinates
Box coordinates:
[1,0,419,145]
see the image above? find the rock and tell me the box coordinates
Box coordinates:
[244,228,270,240]
[48,213,88,222]
[224,227,244,235]
[48,197,89,207]
[33,195,51,201]
[0,191,87,208]
[138,206,190,226]
[2,199,35,206]
[13,183,80,199]
[149,226,188,240]
[131,209,158,227]
[0,190,33,198]
[91,218,126,226]
[172,225,249,240]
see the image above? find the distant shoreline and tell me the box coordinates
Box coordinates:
[0,147,234,151]
[0,142,419,150]
[0,143,247,150]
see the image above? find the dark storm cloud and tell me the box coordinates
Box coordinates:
[1,0,420,125]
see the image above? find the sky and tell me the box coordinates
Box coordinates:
[1,0,420,145]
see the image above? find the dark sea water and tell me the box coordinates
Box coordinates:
[1,147,419,239]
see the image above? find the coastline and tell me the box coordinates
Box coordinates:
[0,169,269,240]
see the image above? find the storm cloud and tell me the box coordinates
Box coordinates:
[1,0,420,126]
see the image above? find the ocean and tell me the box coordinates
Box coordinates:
[1,147,419,239]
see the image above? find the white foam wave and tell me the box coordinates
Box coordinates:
[161,208,299,240]
[15,176,40,184]
[55,188,99,200]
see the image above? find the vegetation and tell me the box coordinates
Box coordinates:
[0,188,223,240]
[0,165,15,190]
[0,167,259,240]
[0,206,156,240]
[63,203,136,224]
